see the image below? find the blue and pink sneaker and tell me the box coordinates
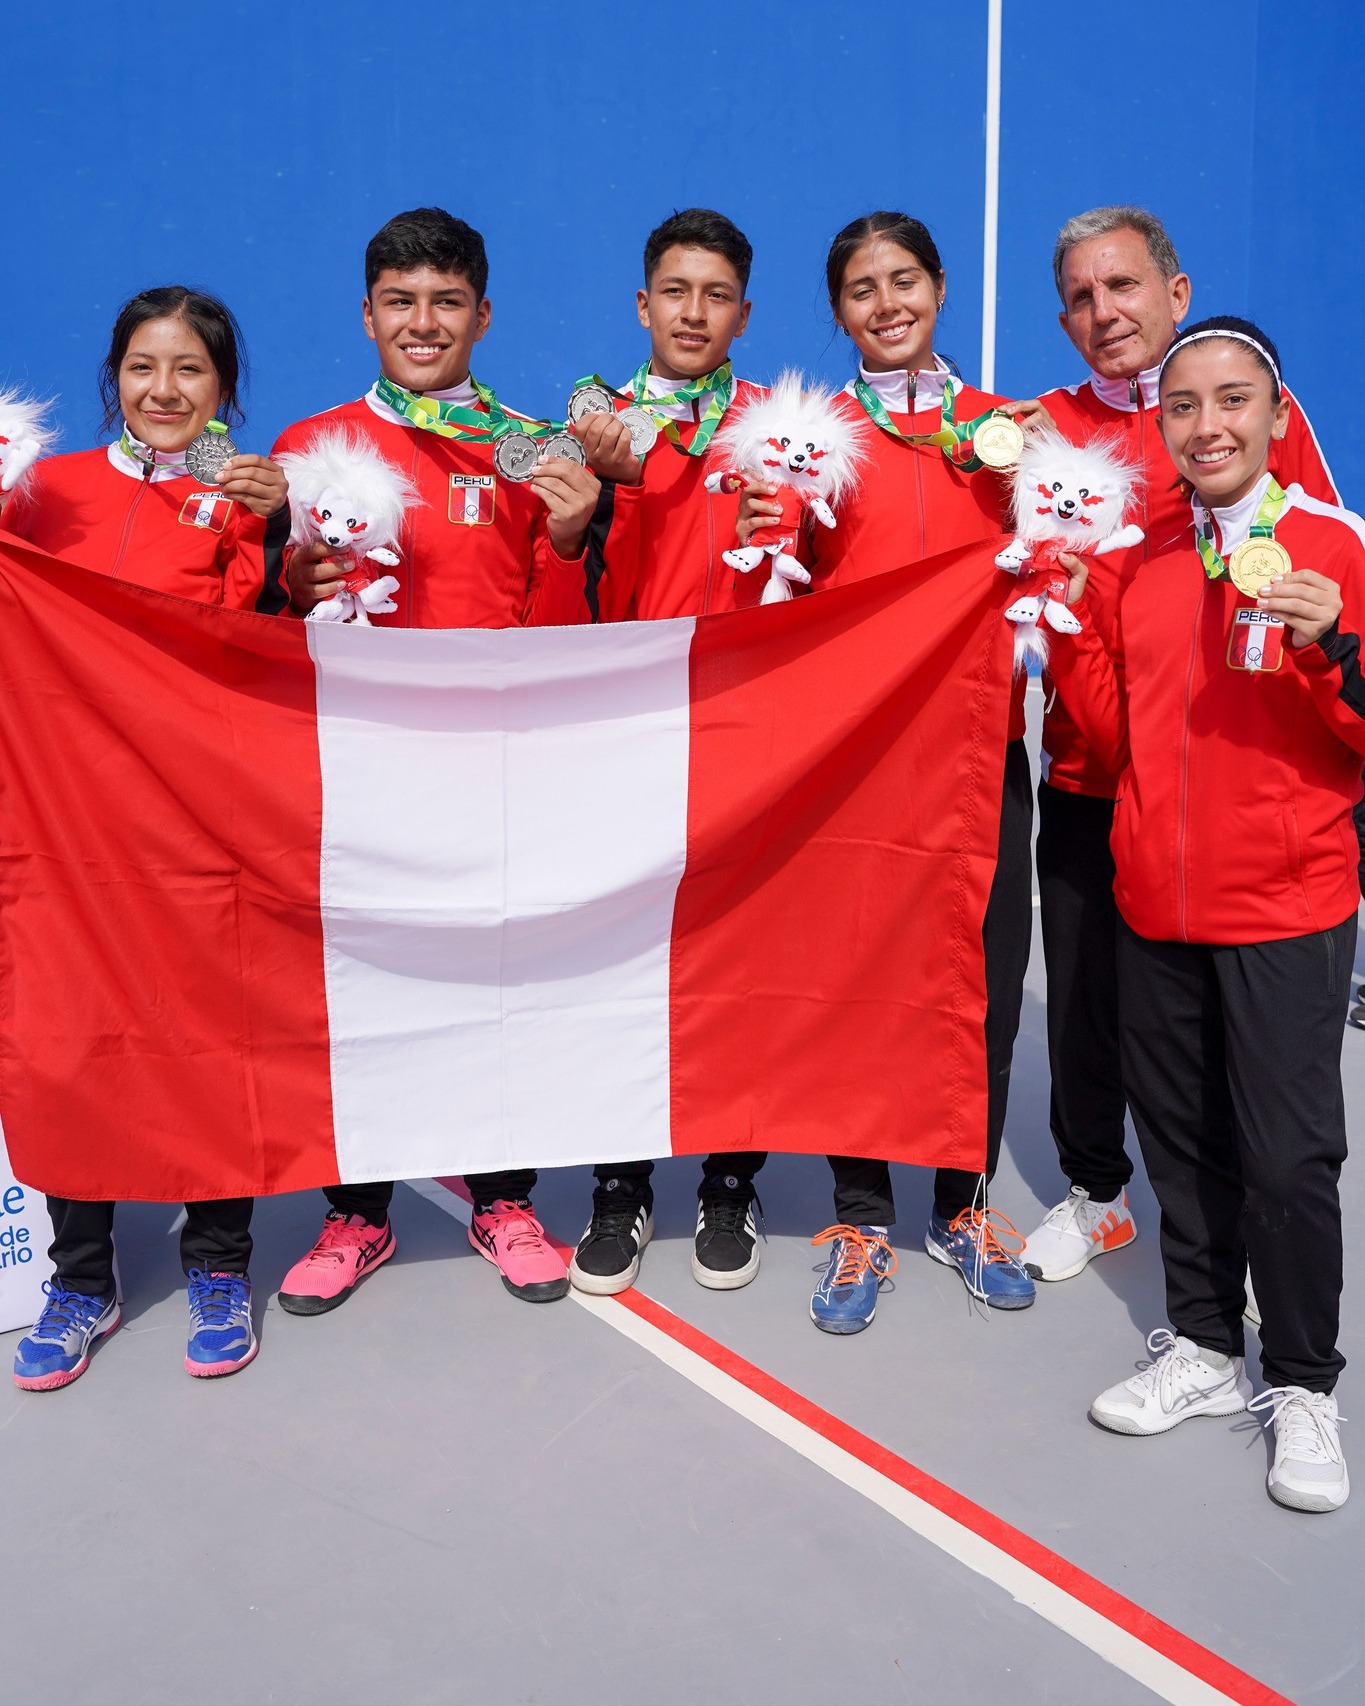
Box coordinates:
[13,1281,121,1391]
[185,1270,258,1377]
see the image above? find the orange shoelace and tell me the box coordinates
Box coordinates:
[810,1224,898,1286]
[945,1206,1025,1266]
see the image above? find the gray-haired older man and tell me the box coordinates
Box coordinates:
[1011,205,1342,1285]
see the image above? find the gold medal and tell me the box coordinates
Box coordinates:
[1227,537,1292,600]
[972,413,1026,471]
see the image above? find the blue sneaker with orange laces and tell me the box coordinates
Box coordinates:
[185,1270,258,1377]
[13,1282,121,1391]
[925,1208,1035,1309]
[809,1224,897,1334]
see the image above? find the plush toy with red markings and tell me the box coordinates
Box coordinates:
[994,426,1144,669]
[276,427,422,625]
[0,387,57,498]
[704,370,871,604]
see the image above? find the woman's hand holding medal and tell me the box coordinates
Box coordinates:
[1256,568,1343,649]
[219,453,288,518]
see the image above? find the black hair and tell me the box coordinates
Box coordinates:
[825,212,944,309]
[1161,314,1283,399]
[99,286,245,433]
[364,207,489,298]
[643,208,753,294]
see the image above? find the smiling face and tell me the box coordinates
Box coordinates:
[363,265,490,393]
[1158,338,1291,509]
[833,235,942,375]
[117,315,225,453]
[637,245,750,382]
[1058,227,1191,380]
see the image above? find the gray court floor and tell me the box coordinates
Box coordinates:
[1,693,1360,1706]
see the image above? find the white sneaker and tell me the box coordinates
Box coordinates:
[1091,1329,1253,1436]
[1250,1387,1349,1512]
[1244,1277,1261,1327]
[1021,1188,1135,1281]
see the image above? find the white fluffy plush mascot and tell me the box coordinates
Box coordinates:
[994,427,1144,669]
[276,427,422,624]
[704,370,871,604]
[0,387,57,495]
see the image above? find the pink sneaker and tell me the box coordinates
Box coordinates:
[468,1199,569,1301]
[277,1212,396,1316]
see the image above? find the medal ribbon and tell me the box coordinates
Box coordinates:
[1195,477,1288,582]
[852,375,1010,473]
[118,415,227,473]
[375,375,558,443]
[572,361,735,458]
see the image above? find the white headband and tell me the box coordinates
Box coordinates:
[1158,328,1281,390]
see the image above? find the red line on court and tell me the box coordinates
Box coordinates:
[433,1179,1290,1706]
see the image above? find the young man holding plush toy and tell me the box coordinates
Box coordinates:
[1010,206,1342,1287]
[273,206,600,1315]
[563,208,775,1301]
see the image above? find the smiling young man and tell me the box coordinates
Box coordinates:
[565,209,772,1300]
[1008,207,1342,1288]
[272,207,599,1316]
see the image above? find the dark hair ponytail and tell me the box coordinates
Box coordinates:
[825,212,944,309]
[99,285,246,432]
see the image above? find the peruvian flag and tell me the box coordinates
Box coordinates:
[0,535,1012,1202]
[178,490,232,532]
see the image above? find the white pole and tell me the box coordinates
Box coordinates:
[980,0,1003,391]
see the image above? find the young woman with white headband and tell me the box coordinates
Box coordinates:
[1049,315,1363,1513]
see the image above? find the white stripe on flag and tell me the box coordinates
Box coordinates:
[308,619,696,1183]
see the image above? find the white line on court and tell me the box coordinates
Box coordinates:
[403,1178,1278,1706]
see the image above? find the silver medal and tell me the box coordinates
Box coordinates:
[618,406,659,457]
[567,384,615,423]
[493,432,542,482]
[540,431,587,467]
[184,428,239,485]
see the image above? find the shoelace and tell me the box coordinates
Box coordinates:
[484,1205,550,1253]
[187,1270,249,1328]
[1041,1190,1093,1233]
[810,1225,897,1288]
[1248,1386,1346,1463]
[303,1214,371,1267]
[699,1184,763,1235]
[945,1206,1025,1266]
[1129,1327,1209,1404]
[32,1281,106,1340]
[588,1196,648,1239]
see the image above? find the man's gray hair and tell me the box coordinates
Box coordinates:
[1053,206,1181,300]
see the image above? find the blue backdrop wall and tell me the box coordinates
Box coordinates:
[3,1,1362,496]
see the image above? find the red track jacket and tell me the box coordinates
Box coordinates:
[1037,366,1341,797]
[272,386,590,630]
[1048,480,1365,944]
[2,441,290,611]
[593,377,769,622]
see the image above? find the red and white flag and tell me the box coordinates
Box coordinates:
[0,535,1013,1202]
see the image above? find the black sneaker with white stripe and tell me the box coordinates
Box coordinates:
[692,1174,761,1290]
[568,1177,654,1296]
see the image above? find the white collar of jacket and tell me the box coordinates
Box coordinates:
[1194,470,1288,553]
[846,355,953,413]
[107,427,189,483]
[365,373,480,426]
[1089,362,1161,413]
[636,366,734,422]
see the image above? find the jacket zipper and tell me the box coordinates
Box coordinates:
[1175,573,1203,942]
[111,462,153,579]
[1131,377,1152,561]
[697,399,718,613]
